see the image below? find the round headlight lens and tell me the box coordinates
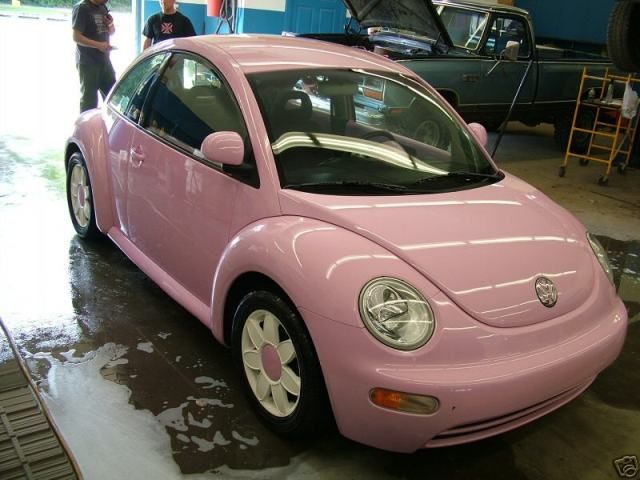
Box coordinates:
[587,232,614,285]
[359,277,435,350]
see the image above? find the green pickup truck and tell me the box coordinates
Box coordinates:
[301,0,612,150]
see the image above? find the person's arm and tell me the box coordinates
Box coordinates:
[105,12,115,35]
[73,29,111,52]
[143,36,152,50]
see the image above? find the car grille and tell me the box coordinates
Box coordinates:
[426,379,594,448]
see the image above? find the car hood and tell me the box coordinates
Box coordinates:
[344,0,453,47]
[278,174,597,328]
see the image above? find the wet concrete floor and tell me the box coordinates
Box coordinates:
[1,13,640,480]
[2,128,640,480]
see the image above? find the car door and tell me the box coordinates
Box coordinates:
[126,52,252,305]
[105,53,168,234]
[476,14,537,110]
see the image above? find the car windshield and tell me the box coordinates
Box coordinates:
[437,6,489,51]
[247,69,500,195]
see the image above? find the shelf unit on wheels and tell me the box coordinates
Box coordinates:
[559,67,639,185]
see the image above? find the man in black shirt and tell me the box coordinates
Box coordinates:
[72,0,116,112]
[143,0,196,49]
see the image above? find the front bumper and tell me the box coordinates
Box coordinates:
[301,288,627,453]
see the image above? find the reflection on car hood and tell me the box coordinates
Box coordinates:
[344,0,452,47]
[278,173,596,328]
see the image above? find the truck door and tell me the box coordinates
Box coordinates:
[284,0,346,33]
[476,15,537,114]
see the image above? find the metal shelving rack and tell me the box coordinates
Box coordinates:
[559,68,639,185]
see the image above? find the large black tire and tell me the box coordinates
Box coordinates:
[554,107,596,154]
[231,290,331,438]
[66,152,102,240]
[607,0,640,73]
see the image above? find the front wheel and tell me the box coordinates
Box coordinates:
[231,290,331,438]
[66,152,101,240]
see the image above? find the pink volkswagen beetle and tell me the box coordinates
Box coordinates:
[65,35,627,453]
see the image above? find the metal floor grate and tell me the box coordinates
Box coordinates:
[0,319,82,480]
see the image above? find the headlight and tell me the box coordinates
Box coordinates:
[587,232,614,285]
[359,277,435,350]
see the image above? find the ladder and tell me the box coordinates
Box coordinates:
[559,67,639,185]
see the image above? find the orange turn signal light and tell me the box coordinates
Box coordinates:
[370,388,439,415]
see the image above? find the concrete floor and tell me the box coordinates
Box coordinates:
[1,12,640,480]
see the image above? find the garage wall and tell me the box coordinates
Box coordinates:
[515,0,614,48]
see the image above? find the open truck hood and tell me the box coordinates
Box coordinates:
[344,0,453,47]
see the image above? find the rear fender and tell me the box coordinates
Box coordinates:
[209,216,440,344]
[65,110,114,233]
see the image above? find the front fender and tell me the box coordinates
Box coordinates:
[65,110,114,233]
[210,216,440,343]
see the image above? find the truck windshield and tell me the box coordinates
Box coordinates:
[247,69,500,195]
[437,6,489,51]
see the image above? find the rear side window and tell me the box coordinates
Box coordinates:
[109,53,167,122]
[142,53,248,153]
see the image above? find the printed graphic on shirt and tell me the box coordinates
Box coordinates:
[92,13,109,35]
[161,22,174,35]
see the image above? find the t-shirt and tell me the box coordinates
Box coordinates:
[72,0,111,65]
[143,11,196,45]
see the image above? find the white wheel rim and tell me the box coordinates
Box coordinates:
[70,164,92,228]
[241,309,301,418]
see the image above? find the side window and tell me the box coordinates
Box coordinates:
[484,17,530,58]
[143,53,248,154]
[109,54,167,122]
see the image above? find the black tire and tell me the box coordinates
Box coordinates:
[415,119,450,150]
[231,290,331,438]
[607,0,640,73]
[554,107,596,154]
[66,152,101,240]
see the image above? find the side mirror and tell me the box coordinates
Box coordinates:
[468,122,488,148]
[503,40,520,62]
[486,40,521,76]
[199,131,244,166]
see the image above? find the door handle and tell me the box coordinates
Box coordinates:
[462,74,481,82]
[130,146,145,167]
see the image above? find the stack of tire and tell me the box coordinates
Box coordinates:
[608,0,640,73]
[608,0,640,166]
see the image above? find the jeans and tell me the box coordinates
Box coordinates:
[77,62,116,113]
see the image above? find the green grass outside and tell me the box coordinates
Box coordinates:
[0,3,131,15]
[0,4,70,15]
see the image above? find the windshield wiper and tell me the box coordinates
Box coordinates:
[285,181,415,193]
[411,171,503,186]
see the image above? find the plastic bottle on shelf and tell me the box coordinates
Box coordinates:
[605,83,614,103]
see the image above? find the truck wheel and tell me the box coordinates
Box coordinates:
[415,120,450,150]
[607,0,640,72]
[554,108,595,154]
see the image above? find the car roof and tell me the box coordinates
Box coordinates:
[157,34,409,75]
[433,0,530,17]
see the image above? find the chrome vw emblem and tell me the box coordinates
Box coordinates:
[535,277,557,308]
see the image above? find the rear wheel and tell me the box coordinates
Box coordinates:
[66,152,101,240]
[231,290,331,438]
[554,107,595,154]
